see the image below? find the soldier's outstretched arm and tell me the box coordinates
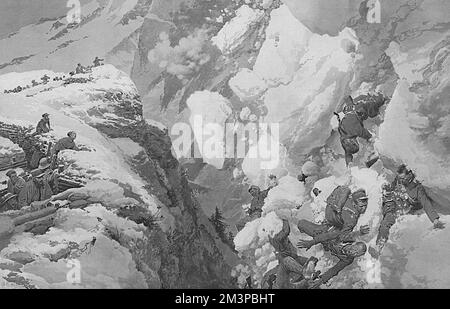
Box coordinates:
[417,186,440,223]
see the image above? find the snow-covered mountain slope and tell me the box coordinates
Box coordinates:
[0,65,237,288]
[2,0,450,289]
[0,0,153,75]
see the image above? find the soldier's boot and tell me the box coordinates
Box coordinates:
[302,256,319,280]
[365,152,379,168]
[433,219,445,229]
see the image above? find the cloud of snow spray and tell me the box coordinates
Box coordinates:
[148,29,211,81]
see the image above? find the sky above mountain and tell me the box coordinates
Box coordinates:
[0,0,90,39]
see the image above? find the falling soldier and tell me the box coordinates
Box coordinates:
[308,238,367,288]
[370,165,446,258]
[263,219,319,289]
[335,93,388,167]
[297,187,370,251]
[336,105,373,167]
[236,176,279,231]
[296,188,370,288]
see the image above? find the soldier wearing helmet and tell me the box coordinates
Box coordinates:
[337,101,373,166]
[297,188,370,250]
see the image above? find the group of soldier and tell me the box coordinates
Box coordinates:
[73,57,104,75]
[3,57,104,94]
[1,114,80,211]
[3,74,52,94]
[238,92,449,289]
[1,56,104,210]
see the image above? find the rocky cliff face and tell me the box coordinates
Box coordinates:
[0,65,237,288]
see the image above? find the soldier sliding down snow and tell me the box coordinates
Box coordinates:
[263,219,319,289]
[297,187,370,250]
[370,165,447,258]
[296,187,370,287]
[336,93,388,167]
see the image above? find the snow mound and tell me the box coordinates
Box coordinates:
[384,214,450,288]
[234,211,282,252]
[0,137,22,156]
[253,5,312,87]
[229,68,268,101]
[263,175,305,214]
[0,202,149,289]
[212,5,265,55]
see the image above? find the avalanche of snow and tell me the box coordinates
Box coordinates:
[252,5,312,87]
[234,211,282,252]
[185,90,233,169]
[148,30,211,81]
[229,68,268,102]
[212,5,265,55]
[262,175,305,214]
[384,214,450,288]
[378,42,450,190]
[232,4,359,186]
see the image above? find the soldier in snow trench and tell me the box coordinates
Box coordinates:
[35,113,51,135]
[29,158,59,202]
[2,169,28,209]
[50,131,80,169]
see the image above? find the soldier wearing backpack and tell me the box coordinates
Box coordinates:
[297,187,370,250]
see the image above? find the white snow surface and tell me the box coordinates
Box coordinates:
[186,90,233,169]
[211,5,265,55]
[0,0,144,75]
[0,65,160,214]
[229,68,268,102]
[0,137,22,156]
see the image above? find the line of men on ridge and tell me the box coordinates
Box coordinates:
[3,57,104,94]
